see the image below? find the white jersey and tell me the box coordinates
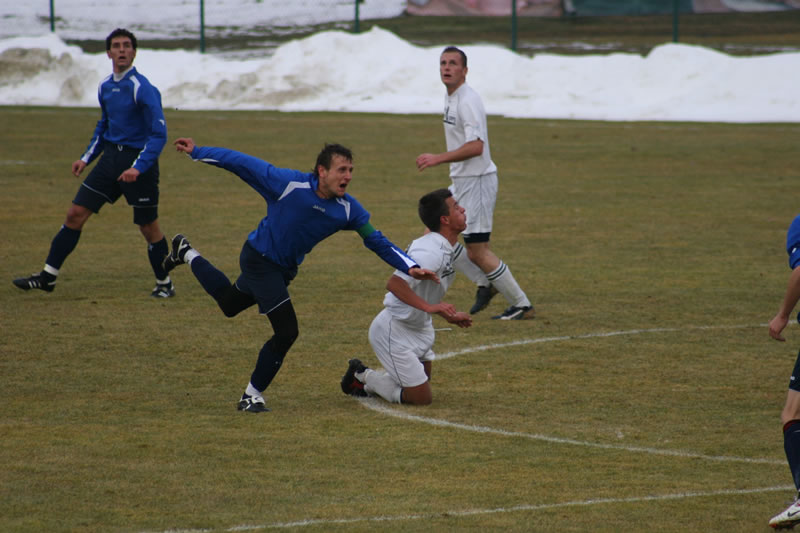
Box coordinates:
[443,82,497,178]
[382,232,456,328]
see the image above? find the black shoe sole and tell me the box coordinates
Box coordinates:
[341,358,367,395]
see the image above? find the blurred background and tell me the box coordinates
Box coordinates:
[2,0,799,57]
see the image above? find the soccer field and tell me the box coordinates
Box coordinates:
[2,106,799,531]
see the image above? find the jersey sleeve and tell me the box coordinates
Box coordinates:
[188,146,307,199]
[361,229,419,274]
[80,82,109,164]
[787,215,800,269]
[130,83,167,174]
[459,94,486,143]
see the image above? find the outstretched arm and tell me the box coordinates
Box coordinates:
[173,137,303,199]
[359,223,440,282]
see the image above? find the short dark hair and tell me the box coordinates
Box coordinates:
[442,46,467,68]
[418,189,453,232]
[314,143,353,176]
[106,28,137,51]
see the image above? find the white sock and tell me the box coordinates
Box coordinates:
[43,264,59,277]
[361,369,402,403]
[245,382,262,398]
[487,261,530,308]
[452,243,489,287]
[185,249,200,264]
[156,275,172,285]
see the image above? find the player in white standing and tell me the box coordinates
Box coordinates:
[416,46,533,320]
[341,188,472,405]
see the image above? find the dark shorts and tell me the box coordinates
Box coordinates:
[73,142,160,225]
[790,349,800,392]
[464,231,491,244]
[235,241,298,315]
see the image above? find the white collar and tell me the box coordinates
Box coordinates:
[112,66,134,82]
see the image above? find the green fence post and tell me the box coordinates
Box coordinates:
[50,0,55,32]
[354,0,360,33]
[511,0,517,51]
[200,0,206,53]
[672,0,679,42]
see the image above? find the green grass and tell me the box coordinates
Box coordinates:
[2,106,800,531]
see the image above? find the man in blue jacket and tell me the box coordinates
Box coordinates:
[13,28,174,297]
[166,137,440,412]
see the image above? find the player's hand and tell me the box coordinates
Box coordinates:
[770,313,790,341]
[174,137,196,154]
[71,160,86,177]
[118,167,140,182]
[408,267,440,283]
[447,312,472,328]
[415,153,439,171]
[431,302,457,319]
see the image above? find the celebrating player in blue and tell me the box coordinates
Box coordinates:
[166,137,439,413]
[13,28,174,297]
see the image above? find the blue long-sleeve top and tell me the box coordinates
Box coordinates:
[786,215,800,269]
[189,145,420,273]
[80,67,167,173]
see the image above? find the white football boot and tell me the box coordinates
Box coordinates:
[769,498,800,529]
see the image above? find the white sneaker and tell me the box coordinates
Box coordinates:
[769,498,800,529]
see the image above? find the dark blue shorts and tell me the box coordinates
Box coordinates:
[235,241,298,315]
[463,231,491,244]
[73,142,160,225]
[789,348,800,392]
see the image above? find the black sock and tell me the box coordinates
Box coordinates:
[784,420,800,491]
[45,225,81,271]
[148,237,170,282]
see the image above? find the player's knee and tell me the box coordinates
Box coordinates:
[272,328,298,353]
[137,220,163,243]
[218,296,245,317]
[405,394,432,406]
[402,384,432,405]
[65,205,91,229]
[220,305,240,318]
[782,409,800,426]
[216,286,253,317]
[782,390,800,425]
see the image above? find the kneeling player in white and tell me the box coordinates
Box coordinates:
[341,189,472,405]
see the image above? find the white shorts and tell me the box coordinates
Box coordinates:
[368,308,435,388]
[449,171,497,236]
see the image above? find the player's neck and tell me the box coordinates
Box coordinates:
[446,80,465,96]
[112,65,134,81]
[439,228,459,246]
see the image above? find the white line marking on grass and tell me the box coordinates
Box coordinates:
[151,485,792,531]
[363,323,782,465]
[437,323,766,360]
[361,400,783,465]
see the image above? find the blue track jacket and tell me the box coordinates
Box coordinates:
[80,67,167,173]
[189,145,420,273]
